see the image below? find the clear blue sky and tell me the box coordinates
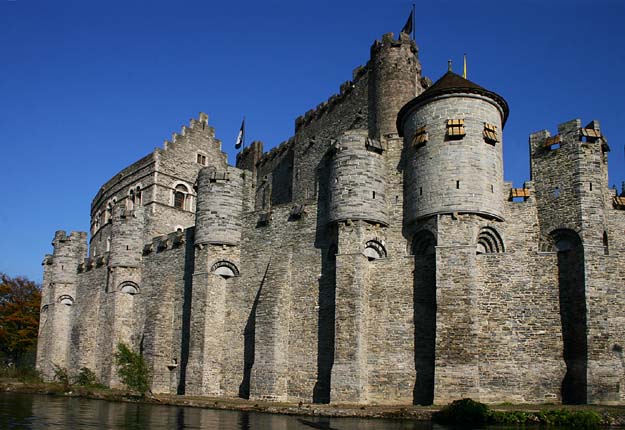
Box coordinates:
[1,0,624,282]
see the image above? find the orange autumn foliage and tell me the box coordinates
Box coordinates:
[0,273,41,365]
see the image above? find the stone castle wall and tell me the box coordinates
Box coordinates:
[36,29,625,406]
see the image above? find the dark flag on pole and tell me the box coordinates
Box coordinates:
[235,118,245,149]
[401,8,413,36]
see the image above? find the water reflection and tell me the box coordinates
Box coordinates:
[1,392,433,430]
[2,392,542,430]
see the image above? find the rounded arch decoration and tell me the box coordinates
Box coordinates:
[550,228,582,252]
[363,240,387,261]
[118,281,140,295]
[210,260,240,279]
[58,295,74,306]
[476,226,505,254]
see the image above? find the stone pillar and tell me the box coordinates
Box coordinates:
[330,221,369,403]
[433,215,480,403]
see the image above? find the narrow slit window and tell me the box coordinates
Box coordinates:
[446,119,465,139]
[456,180,460,189]
[372,191,376,199]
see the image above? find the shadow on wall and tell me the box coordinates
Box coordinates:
[313,153,336,404]
[177,228,196,395]
[552,229,587,404]
[238,261,269,399]
[412,230,437,406]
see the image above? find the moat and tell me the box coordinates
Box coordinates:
[1,392,536,430]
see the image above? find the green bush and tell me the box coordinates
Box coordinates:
[488,409,532,425]
[537,409,601,430]
[76,367,105,388]
[432,398,490,426]
[114,343,150,396]
[52,363,72,392]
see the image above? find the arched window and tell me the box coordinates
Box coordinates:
[210,261,240,279]
[476,226,505,254]
[127,190,135,210]
[173,184,189,210]
[119,282,140,295]
[363,240,387,261]
[58,295,74,306]
[135,186,142,206]
[105,202,113,223]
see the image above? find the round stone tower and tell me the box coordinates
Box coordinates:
[328,130,387,225]
[194,166,243,246]
[369,32,421,139]
[397,71,509,223]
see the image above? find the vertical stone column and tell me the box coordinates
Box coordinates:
[330,221,369,403]
[186,245,227,396]
[433,216,480,403]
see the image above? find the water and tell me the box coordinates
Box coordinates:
[0,392,442,429]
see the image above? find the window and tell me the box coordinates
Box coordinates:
[412,126,428,147]
[127,190,135,210]
[483,123,498,144]
[210,261,240,279]
[58,295,74,306]
[105,202,113,223]
[446,119,465,139]
[173,184,189,210]
[197,153,207,165]
[119,282,140,295]
[363,240,387,261]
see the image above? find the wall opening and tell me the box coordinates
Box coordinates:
[552,229,587,404]
[412,230,436,405]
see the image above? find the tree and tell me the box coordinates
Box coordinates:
[0,273,41,366]
[114,342,150,396]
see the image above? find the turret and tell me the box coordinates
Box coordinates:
[109,205,144,268]
[369,32,421,139]
[397,71,509,223]
[194,166,244,246]
[37,230,87,379]
[328,130,388,226]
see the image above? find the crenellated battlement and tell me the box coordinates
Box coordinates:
[294,67,369,133]
[257,138,294,166]
[143,230,188,255]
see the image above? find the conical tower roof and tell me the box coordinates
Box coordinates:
[397,71,509,136]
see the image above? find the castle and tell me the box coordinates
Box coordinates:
[36,30,625,406]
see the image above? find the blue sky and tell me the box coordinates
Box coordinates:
[1,0,624,282]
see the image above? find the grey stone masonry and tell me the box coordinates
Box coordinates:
[329,130,388,225]
[37,27,625,407]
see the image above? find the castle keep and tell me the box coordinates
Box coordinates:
[37,30,625,405]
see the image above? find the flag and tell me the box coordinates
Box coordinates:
[401,9,413,36]
[235,118,245,149]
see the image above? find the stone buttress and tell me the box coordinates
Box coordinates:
[37,231,87,379]
[186,166,243,396]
